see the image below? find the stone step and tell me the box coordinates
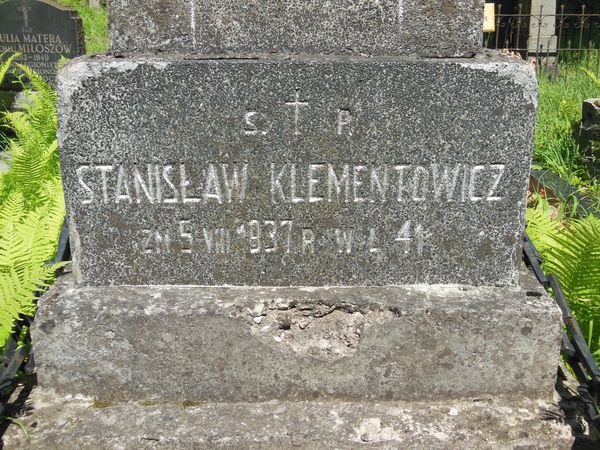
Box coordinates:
[2,389,573,449]
[32,269,561,403]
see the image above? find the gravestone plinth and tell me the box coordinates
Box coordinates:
[0,0,85,85]
[33,269,561,403]
[21,0,570,446]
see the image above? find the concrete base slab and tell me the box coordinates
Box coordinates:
[2,388,574,449]
[32,269,562,402]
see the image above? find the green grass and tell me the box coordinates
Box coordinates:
[55,0,108,54]
[535,59,600,209]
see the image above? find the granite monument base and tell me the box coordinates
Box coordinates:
[32,269,561,403]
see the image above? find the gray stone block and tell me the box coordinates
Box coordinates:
[2,390,574,449]
[58,53,536,287]
[32,270,562,403]
[108,0,484,57]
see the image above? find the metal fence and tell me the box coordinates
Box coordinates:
[484,4,600,78]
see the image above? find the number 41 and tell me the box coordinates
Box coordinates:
[395,221,424,255]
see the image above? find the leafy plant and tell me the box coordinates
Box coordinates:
[543,215,600,320]
[0,52,20,87]
[0,192,65,346]
[0,0,106,352]
[526,201,561,254]
[527,205,600,359]
[586,319,600,361]
[1,64,60,205]
[0,51,21,151]
[581,68,600,90]
[0,56,66,351]
[1,416,30,443]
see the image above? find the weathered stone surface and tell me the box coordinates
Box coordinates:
[108,0,484,58]
[0,0,84,84]
[57,53,536,287]
[2,389,574,449]
[32,269,561,402]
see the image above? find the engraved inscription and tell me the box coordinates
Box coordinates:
[143,229,171,254]
[395,221,424,255]
[77,163,505,206]
[337,109,353,135]
[74,160,508,262]
[268,163,506,204]
[0,32,75,79]
[138,220,427,258]
[18,5,32,33]
[243,111,267,136]
[76,163,248,205]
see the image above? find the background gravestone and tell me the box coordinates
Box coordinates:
[0,0,84,85]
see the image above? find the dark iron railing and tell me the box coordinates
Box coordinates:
[484,3,600,79]
[523,231,600,432]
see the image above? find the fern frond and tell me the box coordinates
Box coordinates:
[11,138,52,190]
[0,223,28,269]
[0,191,26,226]
[0,201,67,343]
[0,270,21,342]
[581,68,600,90]
[559,98,579,127]
[545,216,600,310]
[0,52,21,89]
[526,206,561,255]
[2,111,31,137]
[527,207,600,350]
[15,63,53,99]
[0,59,67,352]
